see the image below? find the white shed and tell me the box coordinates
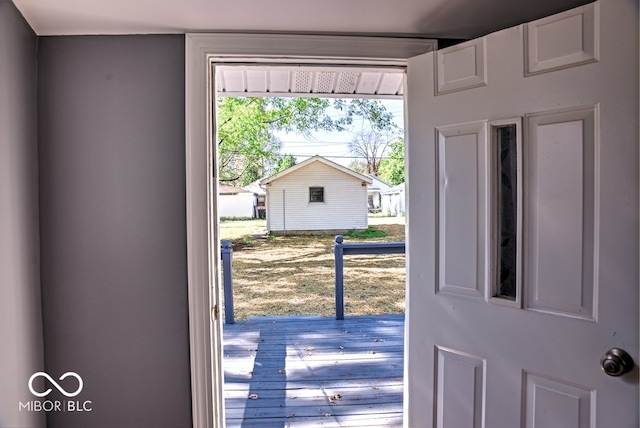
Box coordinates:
[367,175,391,212]
[243,179,267,218]
[218,183,256,219]
[381,182,405,217]
[260,156,372,234]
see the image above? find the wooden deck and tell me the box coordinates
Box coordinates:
[223,314,405,427]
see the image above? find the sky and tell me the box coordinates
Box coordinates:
[276,99,405,167]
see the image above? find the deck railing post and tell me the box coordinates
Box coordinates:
[221,240,234,324]
[334,235,345,320]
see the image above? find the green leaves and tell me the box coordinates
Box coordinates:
[275,155,297,173]
[377,138,405,185]
[217,97,335,186]
[217,97,400,187]
[334,98,396,132]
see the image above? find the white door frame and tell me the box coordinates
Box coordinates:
[185,33,436,427]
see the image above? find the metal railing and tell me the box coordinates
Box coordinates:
[221,240,235,324]
[221,235,406,323]
[333,235,405,320]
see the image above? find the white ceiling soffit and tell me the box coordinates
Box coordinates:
[216,66,405,99]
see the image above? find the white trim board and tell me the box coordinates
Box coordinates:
[185,33,435,427]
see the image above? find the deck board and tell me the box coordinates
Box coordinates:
[223,314,404,427]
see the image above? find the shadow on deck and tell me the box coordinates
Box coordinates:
[223,314,405,427]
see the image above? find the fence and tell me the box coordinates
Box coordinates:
[333,235,405,320]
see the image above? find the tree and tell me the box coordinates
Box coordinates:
[275,154,297,173]
[333,99,397,132]
[348,129,401,176]
[377,138,405,185]
[347,160,368,174]
[217,97,338,186]
[217,97,398,186]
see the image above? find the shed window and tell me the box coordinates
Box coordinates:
[309,187,324,203]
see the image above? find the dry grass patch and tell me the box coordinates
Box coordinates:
[222,223,405,321]
[220,218,266,241]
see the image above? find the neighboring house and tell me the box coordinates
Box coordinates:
[243,179,267,218]
[218,183,256,219]
[367,175,391,212]
[381,182,405,217]
[260,156,372,234]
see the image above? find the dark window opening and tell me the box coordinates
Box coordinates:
[495,124,518,300]
[309,187,324,203]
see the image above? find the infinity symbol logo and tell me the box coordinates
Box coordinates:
[28,372,83,398]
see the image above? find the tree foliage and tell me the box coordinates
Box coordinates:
[333,99,397,132]
[275,154,297,173]
[377,138,405,185]
[217,97,398,186]
[347,160,368,174]
[217,97,336,186]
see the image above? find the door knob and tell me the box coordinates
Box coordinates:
[600,348,634,377]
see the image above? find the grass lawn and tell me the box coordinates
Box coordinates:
[220,218,405,321]
[220,218,266,240]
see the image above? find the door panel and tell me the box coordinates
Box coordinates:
[437,121,487,300]
[435,38,487,94]
[526,106,597,319]
[435,346,485,428]
[523,371,594,428]
[405,1,638,427]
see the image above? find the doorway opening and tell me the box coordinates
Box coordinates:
[215,66,407,426]
[184,33,436,427]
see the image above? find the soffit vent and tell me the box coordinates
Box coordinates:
[292,71,313,93]
[216,66,405,99]
[314,71,336,93]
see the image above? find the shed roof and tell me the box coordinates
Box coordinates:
[381,182,405,195]
[243,179,266,195]
[218,183,251,195]
[260,155,373,185]
[367,175,392,191]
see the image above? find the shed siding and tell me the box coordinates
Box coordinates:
[266,161,367,232]
[382,184,406,217]
[382,191,405,216]
[219,193,255,219]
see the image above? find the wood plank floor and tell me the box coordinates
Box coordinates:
[223,314,405,427]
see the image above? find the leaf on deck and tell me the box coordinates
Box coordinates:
[328,394,342,404]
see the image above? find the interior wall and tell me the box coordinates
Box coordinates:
[0,1,45,427]
[38,35,192,427]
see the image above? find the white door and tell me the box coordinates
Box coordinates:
[405,1,638,427]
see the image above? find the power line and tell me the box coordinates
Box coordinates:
[289,154,392,160]
[280,141,351,146]
[280,136,403,146]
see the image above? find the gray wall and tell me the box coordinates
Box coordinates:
[0,2,45,427]
[38,35,192,427]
